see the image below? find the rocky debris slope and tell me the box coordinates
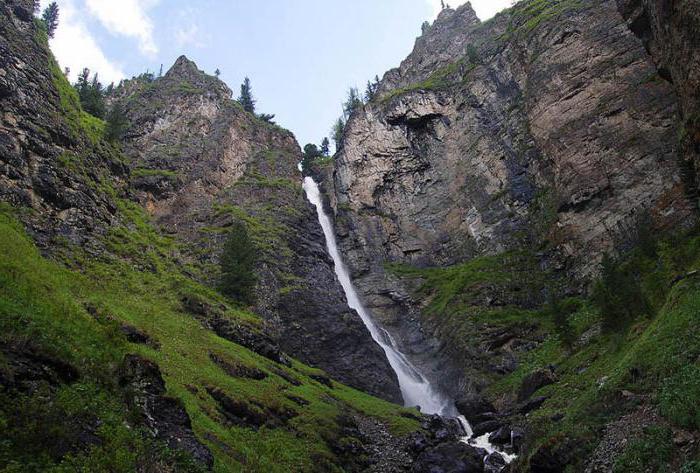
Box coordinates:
[111,57,401,402]
[321,0,695,399]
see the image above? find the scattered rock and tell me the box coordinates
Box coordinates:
[209,353,267,380]
[120,324,160,349]
[411,441,484,473]
[118,354,214,470]
[518,369,556,402]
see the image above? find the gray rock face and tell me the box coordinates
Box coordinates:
[615,0,700,208]
[0,0,122,253]
[322,0,694,396]
[115,58,401,402]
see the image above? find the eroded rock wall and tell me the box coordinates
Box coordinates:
[323,0,694,395]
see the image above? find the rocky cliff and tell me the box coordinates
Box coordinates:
[0,1,414,471]
[110,56,401,403]
[321,0,695,397]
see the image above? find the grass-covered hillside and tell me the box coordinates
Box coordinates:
[0,199,421,473]
[389,226,700,471]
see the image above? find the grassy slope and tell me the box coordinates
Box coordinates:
[0,34,420,473]
[390,229,700,471]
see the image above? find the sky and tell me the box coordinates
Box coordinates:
[40,0,512,148]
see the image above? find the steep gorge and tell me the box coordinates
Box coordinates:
[2,0,700,471]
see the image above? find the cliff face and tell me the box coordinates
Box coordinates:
[615,0,700,207]
[0,2,412,471]
[323,0,694,395]
[113,57,401,402]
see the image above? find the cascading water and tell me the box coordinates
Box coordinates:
[303,176,516,463]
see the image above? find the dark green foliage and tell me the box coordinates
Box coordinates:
[42,2,59,38]
[104,103,129,142]
[238,77,256,114]
[364,76,380,102]
[331,117,346,150]
[466,44,481,64]
[75,68,106,118]
[219,221,257,305]
[659,364,700,430]
[257,113,276,124]
[547,293,577,349]
[343,87,363,119]
[592,253,650,335]
[300,143,322,174]
[320,137,330,156]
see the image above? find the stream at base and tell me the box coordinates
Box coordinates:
[302,177,515,462]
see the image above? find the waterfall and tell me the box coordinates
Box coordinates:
[302,176,514,461]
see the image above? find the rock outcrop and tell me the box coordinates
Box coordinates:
[113,56,401,402]
[322,0,694,397]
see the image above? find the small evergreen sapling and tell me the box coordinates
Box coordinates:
[42,2,59,38]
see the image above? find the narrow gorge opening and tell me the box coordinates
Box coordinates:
[302,176,514,461]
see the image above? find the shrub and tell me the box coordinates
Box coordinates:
[219,221,257,305]
[547,293,576,349]
[592,253,650,334]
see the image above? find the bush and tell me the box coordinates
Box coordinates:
[547,294,576,349]
[592,253,650,334]
[219,221,257,305]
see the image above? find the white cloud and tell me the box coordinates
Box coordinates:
[84,0,159,56]
[427,0,514,20]
[41,0,124,84]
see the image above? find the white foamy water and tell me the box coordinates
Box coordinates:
[303,176,514,462]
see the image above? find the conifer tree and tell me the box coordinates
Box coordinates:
[219,221,257,305]
[105,102,129,142]
[320,137,330,156]
[238,77,256,113]
[42,2,59,38]
[215,68,221,78]
[343,87,362,119]
[332,117,346,150]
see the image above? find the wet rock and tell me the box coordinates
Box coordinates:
[118,355,214,470]
[488,426,512,446]
[517,369,556,402]
[411,441,484,473]
[456,394,497,424]
[511,428,525,454]
[484,452,507,473]
[471,420,503,438]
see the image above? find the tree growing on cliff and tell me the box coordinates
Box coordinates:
[331,117,346,151]
[421,21,430,35]
[42,2,59,38]
[105,102,129,142]
[343,87,363,119]
[320,137,330,156]
[75,68,106,118]
[238,77,256,114]
[364,76,380,102]
[592,253,650,335]
[219,221,257,305]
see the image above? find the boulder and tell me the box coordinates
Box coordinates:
[517,369,556,402]
[484,452,507,473]
[411,441,484,473]
[456,393,497,424]
[471,420,503,437]
[488,426,512,446]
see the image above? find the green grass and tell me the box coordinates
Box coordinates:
[0,201,420,472]
[131,168,179,180]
